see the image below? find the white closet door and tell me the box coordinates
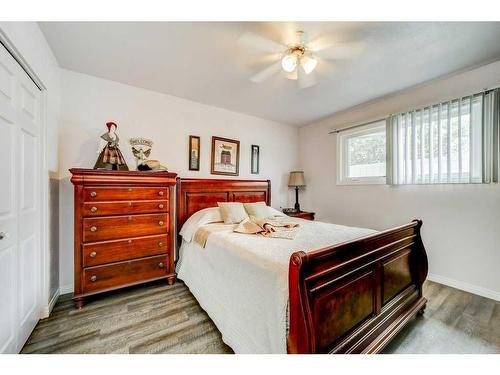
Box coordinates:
[0,43,42,353]
[0,41,19,354]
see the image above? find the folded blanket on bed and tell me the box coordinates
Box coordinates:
[235,216,300,240]
[193,223,235,248]
[193,217,301,248]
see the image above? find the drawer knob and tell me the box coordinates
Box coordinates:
[90,191,97,197]
[158,204,164,209]
[90,275,97,282]
[90,226,97,232]
[158,221,164,226]
[90,251,97,258]
[90,206,98,213]
[158,191,164,196]
[128,239,132,244]
[158,262,164,268]
[158,242,163,247]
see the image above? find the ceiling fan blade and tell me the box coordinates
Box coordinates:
[313,42,363,60]
[239,31,285,54]
[250,61,282,83]
[297,66,317,89]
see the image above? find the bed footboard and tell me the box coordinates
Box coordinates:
[288,220,428,354]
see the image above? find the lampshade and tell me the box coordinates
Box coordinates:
[281,53,298,73]
[301,54,318,75]
[288,171,306,187]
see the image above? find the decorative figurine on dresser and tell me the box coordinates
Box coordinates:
[130,137,153,170]
[94,122,129,171]
[70,168,177,308]
[129,137,169,171]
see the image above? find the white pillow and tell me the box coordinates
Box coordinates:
[247,203,286,218]
[179,207,223,242]
[217,202,249,224]
[243,201,275,219]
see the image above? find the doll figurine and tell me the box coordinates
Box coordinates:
[93,122,129,171]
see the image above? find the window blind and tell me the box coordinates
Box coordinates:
[387,89,499,185]
[483,89,500,183]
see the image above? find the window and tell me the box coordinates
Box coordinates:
[337,120,386,185]
[335,89,499,186]
[387,95,484,184]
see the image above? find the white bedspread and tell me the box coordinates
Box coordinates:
[176,217,377,354]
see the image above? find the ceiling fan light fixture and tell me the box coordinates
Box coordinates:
[245,30,322,88]
[301,54,318,75]
[281,53,297,73]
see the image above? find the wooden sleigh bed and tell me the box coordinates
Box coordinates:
[176,178,428,354]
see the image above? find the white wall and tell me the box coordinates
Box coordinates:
[299,60,500,301]
[58,69,299,290]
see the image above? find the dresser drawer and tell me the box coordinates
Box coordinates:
[83,187,168,201]
[83,200,168,217]
[82,255,169,294]
[83,213,168,242]
[83,234,169,267]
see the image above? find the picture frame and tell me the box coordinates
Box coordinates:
[188,135,200,171]
[251,145,260,174]
[211,136,240,176]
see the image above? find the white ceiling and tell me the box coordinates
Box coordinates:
[39,22,500,126]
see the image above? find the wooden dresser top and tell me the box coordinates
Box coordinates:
[70,168,177,186]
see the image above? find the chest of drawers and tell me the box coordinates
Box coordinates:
[70,168,177,308]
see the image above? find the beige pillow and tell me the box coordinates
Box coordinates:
[243,201,274,219]
[217,202,249,224]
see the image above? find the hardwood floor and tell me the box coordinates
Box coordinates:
[22,281,232,354]
[21,280,499,354]
[383,281,499,354]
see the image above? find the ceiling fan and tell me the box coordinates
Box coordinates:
[240,29,361,89]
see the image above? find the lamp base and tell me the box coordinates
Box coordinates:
[294,186,301,212]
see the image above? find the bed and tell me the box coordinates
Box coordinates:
[175,178,428,354]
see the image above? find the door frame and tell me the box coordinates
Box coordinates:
[0,30,51,327]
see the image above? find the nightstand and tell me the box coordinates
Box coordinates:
[284,211,315,221]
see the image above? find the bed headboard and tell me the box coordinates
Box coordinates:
[176,178,271,233]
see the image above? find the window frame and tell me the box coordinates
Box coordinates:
[336,120,387,186]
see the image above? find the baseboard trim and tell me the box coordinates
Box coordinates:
[40,288,60,319]
[59,284,73,295]
[427,273,500,302]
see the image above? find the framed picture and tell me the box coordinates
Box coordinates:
[189,135,200,171]
[251,145,260,174]
[211,136,240,176]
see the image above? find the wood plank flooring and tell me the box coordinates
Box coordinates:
[383,281,499,353]
[21,280,499,354]
[22,281,232,354]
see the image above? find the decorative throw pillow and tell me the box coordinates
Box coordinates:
[217,202,249,224]
[243,201,275,219]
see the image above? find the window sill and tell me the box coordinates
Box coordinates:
[337,177,387,186]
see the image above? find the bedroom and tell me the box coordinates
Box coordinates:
[1,0,499,373]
